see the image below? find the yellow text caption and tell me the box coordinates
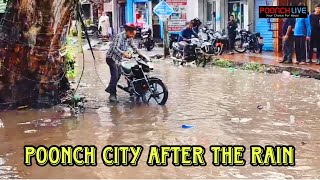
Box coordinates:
[24,145,97,166]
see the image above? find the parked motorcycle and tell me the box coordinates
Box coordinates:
[79,21,101,39]
[171,36,215,67]
[136,27,155,51]
[234,23,264,53]
[169,34,178,49]
[210,30,229,55]
[117,53,168,105]
[198,25,228,55]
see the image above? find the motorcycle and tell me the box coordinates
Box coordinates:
[169,34,178,49]
[171,36,215,67]
[79,22,102,39]
[234,23,264,53]
[198,25,228,55]
[117,53,169,105]
[210,30,229,55]
[139,27,155,51]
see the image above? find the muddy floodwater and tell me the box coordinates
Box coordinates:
[1,52,320,179]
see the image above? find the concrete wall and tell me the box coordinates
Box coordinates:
[187,0,199,21]
[112,0,120,34]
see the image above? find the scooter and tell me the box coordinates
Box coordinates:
[140,27,155,51]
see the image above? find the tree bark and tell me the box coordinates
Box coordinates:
[0,0,77,109]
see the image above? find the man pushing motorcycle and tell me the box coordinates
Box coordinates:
[105,23,141,102]
[178,21,199,60]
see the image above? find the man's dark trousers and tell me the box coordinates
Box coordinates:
[283,37,294,62]
[295,36,307,62]
[228,34,236,51]
[106,57,121,94]
[308,38,320,60]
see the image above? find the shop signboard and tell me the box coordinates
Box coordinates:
[153,0,174,21]
[167,0,187,33]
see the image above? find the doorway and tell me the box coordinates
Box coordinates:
[228,0,244,29]
[203,0,216,30]
[134,2,149,28]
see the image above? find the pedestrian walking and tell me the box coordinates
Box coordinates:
[98,12,111,41]
[294,3,311,65]
[307,4,320,65]
[227,15,238,54]
[279,18,295,64]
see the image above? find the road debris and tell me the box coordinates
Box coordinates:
[182,124,193,129]
[0,119,4,128]
[24,129,37,134]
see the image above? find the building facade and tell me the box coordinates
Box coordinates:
[109,0,318,52]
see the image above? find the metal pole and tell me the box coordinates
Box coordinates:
[163,20,170,58]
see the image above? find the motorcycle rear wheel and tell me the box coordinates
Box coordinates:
[234,39,247,53]
[142,78,168,106]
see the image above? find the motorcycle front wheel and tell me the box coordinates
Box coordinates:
[142,78,169,106]
[214,46,223,55]
[234,39,247,53]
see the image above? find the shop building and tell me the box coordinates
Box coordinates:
[81,0,94,22]
[109,0,318,52]
[273,0,318,52]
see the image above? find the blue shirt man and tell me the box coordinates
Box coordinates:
[178,22,198,42]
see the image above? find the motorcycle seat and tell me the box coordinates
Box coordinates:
[178,42,187,48]
[254,32,261,36]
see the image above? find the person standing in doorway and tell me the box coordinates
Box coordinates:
[279,18,295,64]
[307,4,320,65]
[227,15,238,54]
[294,3,310,65]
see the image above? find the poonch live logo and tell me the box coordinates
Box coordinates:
[259,6,308,18]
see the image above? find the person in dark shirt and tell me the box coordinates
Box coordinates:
[178,21,198,60]
[227,15,238,54]
[191,18,202,34]
[178,21,198,42]
[307,4,320,64]
[280,18,295,63]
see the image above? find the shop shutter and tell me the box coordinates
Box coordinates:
[255,0,274,51]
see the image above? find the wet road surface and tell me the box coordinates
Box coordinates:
[0,51,320,178]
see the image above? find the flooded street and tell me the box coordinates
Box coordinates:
[1,51,320,179]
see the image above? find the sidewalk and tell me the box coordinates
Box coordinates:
[220,52,320,72]
[81,37,320,79]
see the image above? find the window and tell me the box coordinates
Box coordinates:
[135,2,148,28]
[207,0,213,22]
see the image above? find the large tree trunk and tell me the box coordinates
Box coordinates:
[0,0,77,109]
